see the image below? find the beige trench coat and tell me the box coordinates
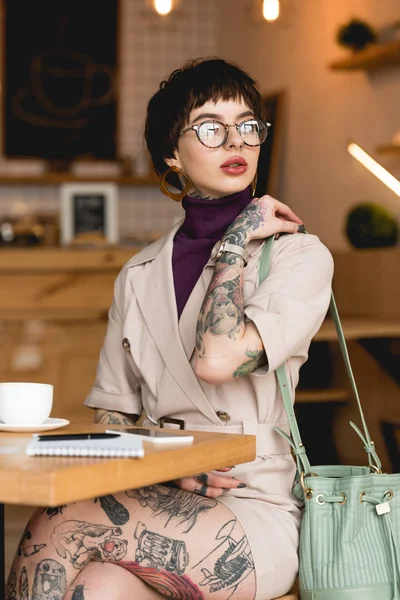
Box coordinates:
[85,221,334,598]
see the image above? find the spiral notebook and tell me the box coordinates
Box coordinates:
[25,434,145,458]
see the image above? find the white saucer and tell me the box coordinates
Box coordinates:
[0,418,70,433]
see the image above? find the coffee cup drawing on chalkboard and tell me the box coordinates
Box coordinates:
[13,49,115,129]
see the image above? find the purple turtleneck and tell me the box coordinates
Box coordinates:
[172,186,252,319]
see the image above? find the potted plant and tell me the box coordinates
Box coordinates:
[345,202,398,248]
[336,18,377,52]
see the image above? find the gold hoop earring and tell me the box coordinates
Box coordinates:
[251,174,258,197]
[159,166,193,202]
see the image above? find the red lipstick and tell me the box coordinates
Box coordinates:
[220,156,248,175]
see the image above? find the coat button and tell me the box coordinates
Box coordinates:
[122,338,131,351]
[216,411,231,422]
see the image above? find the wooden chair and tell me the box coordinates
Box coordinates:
[295,388,349,464]
[381,421,400,473]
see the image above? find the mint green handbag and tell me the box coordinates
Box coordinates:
[259,235,400,600]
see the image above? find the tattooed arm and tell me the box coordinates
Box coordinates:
[194,195,302,385]
[94,409,140,426]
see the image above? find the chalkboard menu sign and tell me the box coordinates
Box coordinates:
[60,184,118,245]
[73,195,106,236]
[3,0,119,160]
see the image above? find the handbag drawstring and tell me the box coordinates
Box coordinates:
[362,493,399,600]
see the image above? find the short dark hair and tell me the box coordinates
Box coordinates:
[144,57,262,177]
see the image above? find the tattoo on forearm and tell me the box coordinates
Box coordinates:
[223,200,267,245]
[71,584,86,600]
[95,410,137,426]
[126,484,217,533]
[196,253,245,357]
[32,559,67,599]
[233,349,267,378]
[95,494,130,525]
[194,519,255,596]
[41,505,67,519]
[19,567,29,600]
[50,520,127,568]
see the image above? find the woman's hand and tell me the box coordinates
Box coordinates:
[223,195,303,247]
[170,467,246,498]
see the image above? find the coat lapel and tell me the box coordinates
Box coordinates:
[128,227,221,425]
[178,260,214,359]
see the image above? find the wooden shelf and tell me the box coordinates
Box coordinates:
[0,174,159,186]
[0,246,138,272]
[376,143,400,155]
[296,388,349,404]
[329,40,400,71]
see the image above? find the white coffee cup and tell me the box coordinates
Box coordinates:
[0,382,53,425]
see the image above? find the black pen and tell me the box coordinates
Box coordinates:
[36,433,121,442]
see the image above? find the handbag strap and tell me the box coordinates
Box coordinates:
[258,234,382,473]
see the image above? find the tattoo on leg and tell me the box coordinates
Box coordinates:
[50,520,127,568]
[23,543,46,557]
[120,561,204,599]
[19,567,29,600]
[5,571,17,599]
[71,584,85,600]
[40,506,67,520]
[32,559,67,599]
[194,520,255,598]
[118,522,203,598]
[134,521,189,574]
[126,485,217,533]
[95,495,130,525]
[17,522,32,556]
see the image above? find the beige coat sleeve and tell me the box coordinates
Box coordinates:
[85,267,142,415]
[245,234,334,376]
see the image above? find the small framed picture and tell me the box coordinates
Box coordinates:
[60,183,119,245]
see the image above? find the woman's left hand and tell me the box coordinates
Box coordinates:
[223,195,303,247]
[169,467,245,498]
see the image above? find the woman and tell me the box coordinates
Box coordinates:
[6,58,333,600]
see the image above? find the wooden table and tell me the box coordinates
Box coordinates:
[315,318,400,342]
[0,423,255,592]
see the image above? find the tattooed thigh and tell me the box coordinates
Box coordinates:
[121,489,256,599]
[7,487,255,600]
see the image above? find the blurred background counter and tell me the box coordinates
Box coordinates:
[0,246,138,423]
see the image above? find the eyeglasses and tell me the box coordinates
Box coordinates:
[179,119,271,149]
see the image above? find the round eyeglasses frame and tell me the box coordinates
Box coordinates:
[178,119,271,148]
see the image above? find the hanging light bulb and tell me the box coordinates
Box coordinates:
[154,0,173,15]
[262,0,280,22]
